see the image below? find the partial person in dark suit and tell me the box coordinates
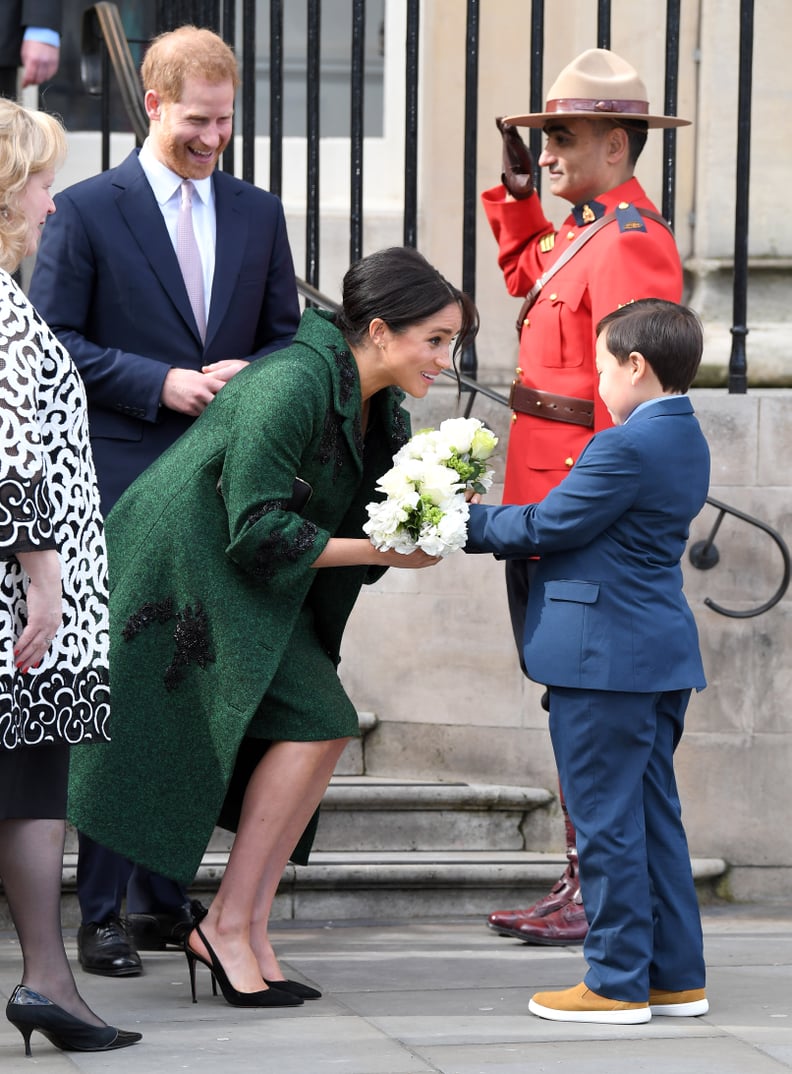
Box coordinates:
[29,24,300,979]
[0,1,61,99]
[466,299,709,1024]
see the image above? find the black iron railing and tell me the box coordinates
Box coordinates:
[83,0,756,390]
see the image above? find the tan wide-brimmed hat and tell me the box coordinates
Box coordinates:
[503,48,690,129]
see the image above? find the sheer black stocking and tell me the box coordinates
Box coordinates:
[0,818,104,1025]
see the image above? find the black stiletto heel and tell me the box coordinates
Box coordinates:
[5,985,141,1057]
[184,923,303,1008]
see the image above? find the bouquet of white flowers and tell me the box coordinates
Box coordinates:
[363,417,498,557]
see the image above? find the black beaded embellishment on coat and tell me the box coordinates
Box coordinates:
[312,345,360,480]
[164,602,214,692]
[331,344,357,405]
[122,597,175,641]
[389,393,410,450]
[249,501,319,580]
[316,410,348,482]
[122,597,214,691]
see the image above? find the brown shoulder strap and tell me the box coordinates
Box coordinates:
[514,207,674,336]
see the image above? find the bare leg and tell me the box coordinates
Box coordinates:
[188,738,349,992]
[0,818,104,1026]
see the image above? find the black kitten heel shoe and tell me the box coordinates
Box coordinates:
[5,985,141,1057]
[185,923,303,1008]
[264,978,322,1000]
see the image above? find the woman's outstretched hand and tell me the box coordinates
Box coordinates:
[312,537,442,570]
[376,547,441,569]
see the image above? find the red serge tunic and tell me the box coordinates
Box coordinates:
[481,176,683,505]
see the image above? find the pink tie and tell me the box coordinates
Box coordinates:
[176,180,206,341]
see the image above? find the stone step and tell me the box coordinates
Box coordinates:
[334,711,378,776]
[215,850,728,921]
[205,775,555,855]
[51,849,728,925]
[46,763,729,925]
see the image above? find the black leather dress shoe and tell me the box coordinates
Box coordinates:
[77,915,142,977]
[127,899,208,951]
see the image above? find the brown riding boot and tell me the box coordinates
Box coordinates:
[512,886,588,945]
[487,786,588,942]
[486,851,580,936]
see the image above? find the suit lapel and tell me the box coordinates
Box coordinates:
[206,173,248,349]
[113,152,203,344]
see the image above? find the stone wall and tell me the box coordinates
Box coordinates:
[338,386,792,902]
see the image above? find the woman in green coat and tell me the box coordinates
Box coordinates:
[68,246,477,1008]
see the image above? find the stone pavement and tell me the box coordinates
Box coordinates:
[0,903,790,1073]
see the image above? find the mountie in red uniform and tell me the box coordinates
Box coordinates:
[482,175,683,506]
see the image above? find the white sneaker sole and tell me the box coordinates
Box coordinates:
[529,997,652,1024]
[650,998,709,1017]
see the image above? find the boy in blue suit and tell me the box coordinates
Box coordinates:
[466,298,710,1024]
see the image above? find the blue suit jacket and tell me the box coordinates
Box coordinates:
[0,2,60,67]
[466,397,710,693]
[29,150,300,512]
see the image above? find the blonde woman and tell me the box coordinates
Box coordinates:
[0,99,140,1056]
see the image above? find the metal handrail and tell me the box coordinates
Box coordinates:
[688,497,790,618]
[81,3,148,146]
[450,374,789,618]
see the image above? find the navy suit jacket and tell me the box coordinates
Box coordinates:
[0,1,60,67]
[29,150,300,511]
[466,397,710,693]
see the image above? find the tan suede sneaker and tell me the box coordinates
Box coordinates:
[649,988,709,1017]
[529,982,651,1024]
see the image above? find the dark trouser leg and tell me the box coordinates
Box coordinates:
[485,561,583,939]
[76,832,134,924]
[75,835,142,976]
[125,868,189,915]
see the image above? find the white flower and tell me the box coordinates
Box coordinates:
[437,416,480,454]
[418,500,470,556]
[414,461,463,504]
[362,498,410,546]
[376,465,421,509]
[394,429,449,467]
[471,426,498,460]
[364,416,498,558]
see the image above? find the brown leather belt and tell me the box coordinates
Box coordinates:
[509,383,594,428]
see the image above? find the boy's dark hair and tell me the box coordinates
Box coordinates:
[596,298,703,393]
[336,246,479,362]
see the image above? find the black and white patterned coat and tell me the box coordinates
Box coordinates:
[0,270,110,749]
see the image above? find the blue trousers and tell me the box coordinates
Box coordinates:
[77,832,188,924]
[548,687,705,1002]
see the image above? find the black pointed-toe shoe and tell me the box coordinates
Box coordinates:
[6,985,142,1057]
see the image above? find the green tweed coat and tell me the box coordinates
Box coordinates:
[67,309,410,885]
